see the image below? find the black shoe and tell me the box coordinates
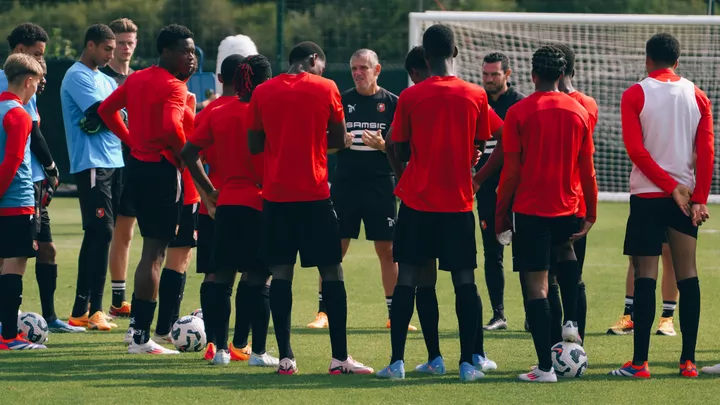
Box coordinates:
[524,319,531,333]
[483,316,508,331]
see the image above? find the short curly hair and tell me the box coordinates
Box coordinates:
[422,24,455,59]
[7,23,48,50]
[554,44,575,76]
[156,24,193,54]
[289,41,326,65]
[646,33,680,66]
[531,45,566,82]
[404,46,426,74]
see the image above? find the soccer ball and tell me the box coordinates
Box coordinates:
[551,342,588,378]
[190,308,203,320]
[171,315,206,352]
[17,312,49,344]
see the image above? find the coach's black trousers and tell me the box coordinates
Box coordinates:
[476,181,505,316]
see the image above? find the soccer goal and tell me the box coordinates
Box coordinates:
[409,11,720,203]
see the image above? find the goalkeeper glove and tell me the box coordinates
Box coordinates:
[44,162,59,190]
[41,179,55,207]
[79,101,107,134]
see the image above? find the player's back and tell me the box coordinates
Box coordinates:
[507,91,590,217]
[395,76,490,213]
[251,72,342,202]
[213,100,263,210]
[123,65,186,162]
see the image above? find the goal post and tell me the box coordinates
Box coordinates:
[409,11,720,203]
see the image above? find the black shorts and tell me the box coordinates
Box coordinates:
[263,199,342,268]
[125,156,183,241]
[196,213,214,274]
[512,213,581,272]
[0,214,37,259]
[331,176,396,241]
[392,203,477,271]
[116,167,136,218]
[211,205,267,273]
[169,203,199,248]
[74,168,123,230]
[33,181,52,243]
[623,196,698,257]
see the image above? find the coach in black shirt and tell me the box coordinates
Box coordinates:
[306,49,416,332]
[476,52,525,332]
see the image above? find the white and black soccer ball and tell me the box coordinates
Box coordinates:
[190,308,203,320]
[17,312,48,344]
[171,315,206,352]
[551,342,588,378]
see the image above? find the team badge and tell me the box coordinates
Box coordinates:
[480,220,487,230]
[33,240,38,251]
[96,208,105,218]
[377,103,385,112]
[175,225,180,235]
[193,230,198,241]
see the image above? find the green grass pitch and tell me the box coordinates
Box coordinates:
[1,198,720,404]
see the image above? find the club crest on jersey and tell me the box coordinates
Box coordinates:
[96,208,105,218]
[377,103,385,112]
[33,240,38,251]
[193,230,198,241]
[480,220,487,230]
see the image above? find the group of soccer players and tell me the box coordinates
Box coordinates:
[0,17,718,381]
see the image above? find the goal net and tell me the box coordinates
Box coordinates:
[409,11,720,203]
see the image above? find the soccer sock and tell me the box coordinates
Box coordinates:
[72,233,94,317]
[250,284,271,355]
[213,283,233,351]
[233,281,252,349]
[677,277,700,363]
[131,299,157,345]
[555,260,581,322]
[269,279,294,360]
[87,226,112,316]
[624,296,634,318]
[155,268,184,336]
[35,263,58,323]
[454,284,480,365]
[386,296,392,319]
[200,282,216,345]
[415,286,441,361]
[472,294,486,356]
[547,282,563,344]
[390,285,415,363]
[318,291,326,314]
[0,274,22,340]
[485,265,505,320]
[171,272,187,326]
[662,300,677,318]
[322,280,348,361]
[111,280,126,308]
[129,292,136,329]
[527,298,552,372]
[632,278,656,365]
[577,281,588,343]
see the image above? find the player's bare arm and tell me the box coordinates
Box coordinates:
[473,126,503,186]
[384,126,406,179]
[181,141,217,203]
[327,119,350,152]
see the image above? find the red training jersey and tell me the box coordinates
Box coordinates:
[391,76,492,212]
[248,72,344,203]
[181,102,200,205]
[98,65,187,168]
[567,91,599,218]
[0,92,34,216]
[621,69,714,204]
[496,91,596,224]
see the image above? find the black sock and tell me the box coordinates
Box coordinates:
[318,291,326,314]
[250,284,270,355]
[233,281,252,348]
[632,278,656,365]
[662,300,677,318]
[156,269,184,336]
[555,260,581,322]
[129,292,136,328]
[492,305,505,321]
[86,227,112,316]
[213,283,233,351]
[132,299,157,345]
[322,280,348,361]
[390,285,415,363]
[200,282,216,345]
[0,274,22,340]
[270,279,294,359]
[35,263,58,323]
[111,279,126,308]
[624,295,634,319]
[171,273,186,326]
[485,265,505,319]
[577,281,587,343]
[72,233,94,317]
[519,272,529,327]
[473,294,486,356]
[547,283,563,345]
[416,286,441,361]
[677,277,700,363]
[386,296,392,320]
[527,298,552,372]
[455,284,480,365]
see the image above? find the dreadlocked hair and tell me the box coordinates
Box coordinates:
[234,54,272,99]
[531,45,566,82]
